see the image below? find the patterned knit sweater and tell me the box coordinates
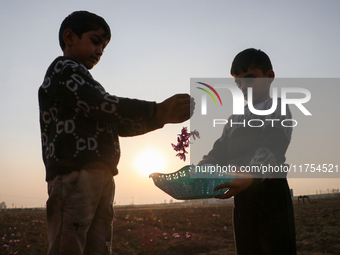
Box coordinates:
[39,56,163,181]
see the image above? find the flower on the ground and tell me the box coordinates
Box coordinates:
[172,233,180,238]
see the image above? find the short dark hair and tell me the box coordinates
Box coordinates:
[230,48,272,76]
[59,11,111,50]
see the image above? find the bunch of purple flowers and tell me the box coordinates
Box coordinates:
[171,127,200,161]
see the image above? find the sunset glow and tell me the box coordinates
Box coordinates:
[134,148,168,177]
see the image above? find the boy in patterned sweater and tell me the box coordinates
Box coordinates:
[39,11,193,255]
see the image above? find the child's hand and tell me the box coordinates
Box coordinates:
[156,94,195,125]
[214,170,254,199]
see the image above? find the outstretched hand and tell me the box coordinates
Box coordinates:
[156,94,195,125]
[214,171,254,199]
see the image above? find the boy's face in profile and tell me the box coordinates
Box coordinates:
[63,28,109,69]
[233,68,274,104]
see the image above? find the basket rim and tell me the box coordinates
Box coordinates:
[149,165,193,178]
[149,165,235,200]
[149,164,234,179]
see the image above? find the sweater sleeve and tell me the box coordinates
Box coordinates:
[43,57,163,136]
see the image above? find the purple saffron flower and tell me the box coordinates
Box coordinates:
[172,127,200,161]
[190,130,200,140]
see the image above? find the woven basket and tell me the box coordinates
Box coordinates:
[149,165,235,200]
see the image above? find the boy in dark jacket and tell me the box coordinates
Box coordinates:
[199,49,296,254]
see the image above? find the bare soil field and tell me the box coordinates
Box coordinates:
[0,197,339,254]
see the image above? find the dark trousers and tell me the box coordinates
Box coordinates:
[46,163,114,255]
[233,179,297,255]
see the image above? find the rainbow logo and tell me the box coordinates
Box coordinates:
[196,82,223,106]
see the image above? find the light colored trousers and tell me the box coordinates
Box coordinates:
[46,163,115,255]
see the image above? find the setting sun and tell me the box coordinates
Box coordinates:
[134,147,168,176]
